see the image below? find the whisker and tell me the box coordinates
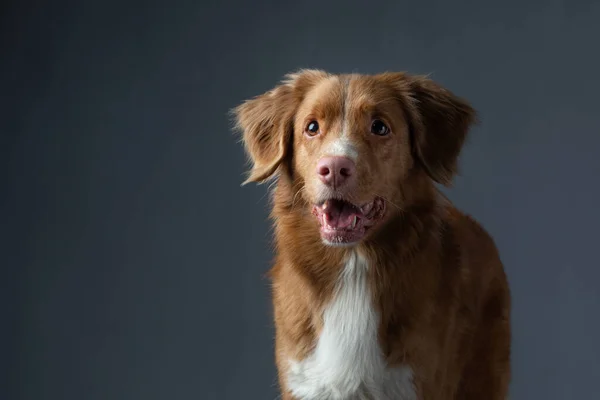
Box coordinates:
[291,184,306,211]
[376,194,404,212]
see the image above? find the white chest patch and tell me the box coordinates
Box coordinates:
[287,252,416,400]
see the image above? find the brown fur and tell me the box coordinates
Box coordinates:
[233,69,510,399]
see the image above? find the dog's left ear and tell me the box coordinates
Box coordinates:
[381,72,477,186]
[407,75,477,186]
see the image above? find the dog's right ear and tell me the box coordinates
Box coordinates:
[232,69,328,185]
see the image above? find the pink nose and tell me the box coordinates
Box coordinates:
[316,156,356,188]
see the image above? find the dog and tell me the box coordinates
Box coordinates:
[233,69,511,400]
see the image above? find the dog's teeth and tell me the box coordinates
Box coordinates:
[351,216,357,229]
[363,203,372,214]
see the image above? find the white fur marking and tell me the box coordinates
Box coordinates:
[287,252,416,400]
[324,139,358,161]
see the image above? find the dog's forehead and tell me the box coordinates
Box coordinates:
[299,75,344,118]
[300,74,400,118]
[347,76,403,112]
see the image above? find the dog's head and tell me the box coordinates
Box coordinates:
[233,70,475,246]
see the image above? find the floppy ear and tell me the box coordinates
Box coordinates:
[380,72,476,186]
[232,69,328,185]
[406,75,477,186]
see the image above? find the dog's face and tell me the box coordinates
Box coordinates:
[234,70,475,246]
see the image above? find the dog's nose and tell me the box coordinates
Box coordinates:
[316,156,356,188]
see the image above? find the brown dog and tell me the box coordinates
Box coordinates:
[233,70,510,400]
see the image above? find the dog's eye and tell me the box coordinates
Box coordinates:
[306,121,320,136]
[371,120,390,136]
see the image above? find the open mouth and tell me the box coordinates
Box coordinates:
[311,197,386,245]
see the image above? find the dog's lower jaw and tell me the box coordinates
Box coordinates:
[313,198,387,246]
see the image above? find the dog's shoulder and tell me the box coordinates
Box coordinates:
[439,197,508,309]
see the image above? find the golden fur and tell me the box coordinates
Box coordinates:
[233,69,511,399]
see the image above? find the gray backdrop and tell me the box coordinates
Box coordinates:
[3,0,599,399]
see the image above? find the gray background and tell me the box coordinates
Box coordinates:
[2,0,599,399]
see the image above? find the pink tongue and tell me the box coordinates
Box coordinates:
[325,202,358,228]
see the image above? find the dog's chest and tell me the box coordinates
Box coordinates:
[287,253,416,400]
